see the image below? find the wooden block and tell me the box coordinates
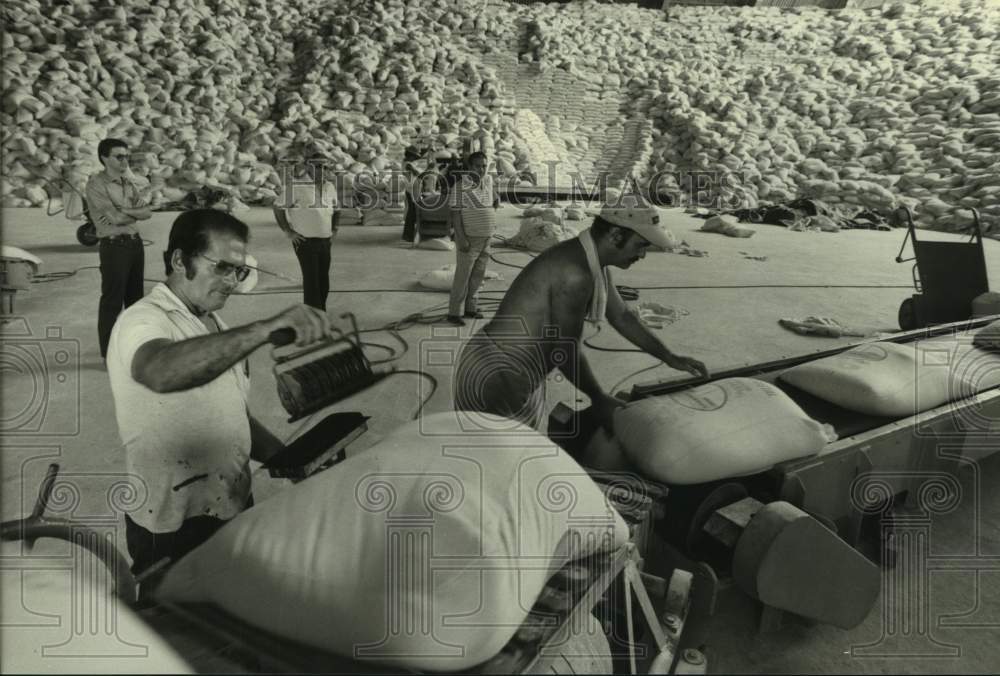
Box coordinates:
[702,496,765,549]
[733,502,880,629]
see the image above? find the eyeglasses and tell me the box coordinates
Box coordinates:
[109,153,130,161]
[197,254,252,282]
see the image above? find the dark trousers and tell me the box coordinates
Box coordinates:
[403,192,417,242]
[294,237,332,311]
[124,495,253,575]
[98,236,144,358]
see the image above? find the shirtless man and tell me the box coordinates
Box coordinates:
[454,200,708,432]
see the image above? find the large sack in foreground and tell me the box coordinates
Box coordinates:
[1,543,193,674]
[779,340,994,417]
[158,412,627,671]
[614,378,833,485]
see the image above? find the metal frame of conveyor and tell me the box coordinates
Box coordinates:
[626,315,1000,549]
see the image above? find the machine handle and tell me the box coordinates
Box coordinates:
[269,328,296,346]
[270,312,361,348]
[894,206,916,264]
[30,463,60,520]
[968,207,984,244]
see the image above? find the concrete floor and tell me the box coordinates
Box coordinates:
[2,205,1000,673]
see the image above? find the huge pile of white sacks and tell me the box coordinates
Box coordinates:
[519,0,1000,232]
[3,0,999,233]
[2,0,532,209]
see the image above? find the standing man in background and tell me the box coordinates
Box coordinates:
[86,138,152,360]
[401,141,428,243]
[447,151,499,326]
[274,158,338,312]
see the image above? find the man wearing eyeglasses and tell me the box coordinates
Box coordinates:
[106,209,333,580]
[86,138,153,360]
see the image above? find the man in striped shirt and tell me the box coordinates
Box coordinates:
[447,152,499,326]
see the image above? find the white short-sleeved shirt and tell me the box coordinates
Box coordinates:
[107,283,252,533]
[278,181,337,238]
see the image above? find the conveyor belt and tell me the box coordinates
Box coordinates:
[630,315,1000,441]
[605,315,1000,551]
[764,372,896,440]
[155,547,632,675]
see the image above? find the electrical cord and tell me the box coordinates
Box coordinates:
[489,250,533,270]
[630,284,914,290]
[582,324,644,353]
[33,264,913,294]
[609,361,664,397]
[31,265,100,283]
[360,340,398,361]
[392,369,439,420]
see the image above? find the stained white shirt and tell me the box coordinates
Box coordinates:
[107,283,252,533]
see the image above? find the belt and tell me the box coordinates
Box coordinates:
[100,233,141,242]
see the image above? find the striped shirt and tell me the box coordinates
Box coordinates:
[451,174,498,238]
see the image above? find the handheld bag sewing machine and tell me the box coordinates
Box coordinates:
[269,312,394,422]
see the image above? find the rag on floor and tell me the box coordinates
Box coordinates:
[638,302,688,329]
[778,316,868,338]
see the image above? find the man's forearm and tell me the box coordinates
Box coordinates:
[138,321,273,393]
[92,208,136,228]
[122,206,151,220]
[613,311,674,362]
[86,185,138,227]
[273,208,292,233]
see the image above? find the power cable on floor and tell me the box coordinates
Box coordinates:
[582,324,644,353]
[31,265,100,283]
[391,369,439,420]
[489,250,533,270]
[631,284,914,290]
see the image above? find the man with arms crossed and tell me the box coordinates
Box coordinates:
[86,138,152,359]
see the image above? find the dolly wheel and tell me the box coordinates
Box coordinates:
[76,223,98,247]
[898,297,917,331]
